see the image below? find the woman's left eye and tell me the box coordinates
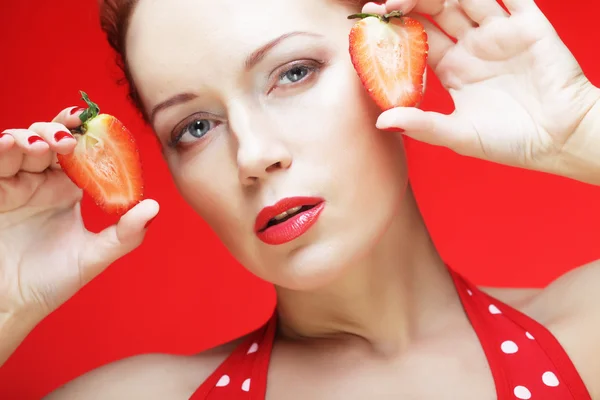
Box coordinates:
[278,65,313,85]
[169,118,220,148]
[267,61,322,94]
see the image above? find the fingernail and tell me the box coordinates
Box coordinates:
[54,131,74,142]
[0,132,5,139]
[28,135,44,145]
[144,217,156,229]
[69,107,85,115]
[381,127,405,133]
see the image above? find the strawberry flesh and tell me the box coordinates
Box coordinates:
[57,93,144,216]
[349,13,428,111]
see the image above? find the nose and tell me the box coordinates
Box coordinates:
[234,118,292,186]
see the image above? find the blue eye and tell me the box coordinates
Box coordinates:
[187,119,212,138]
[170,118,218,147]
[278,65,312,85]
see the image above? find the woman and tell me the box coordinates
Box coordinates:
[0,0,598,398]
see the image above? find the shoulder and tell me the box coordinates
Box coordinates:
[481,260,600,398]
[43,336,247,400]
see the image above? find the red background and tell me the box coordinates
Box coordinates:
[1,1,599,399]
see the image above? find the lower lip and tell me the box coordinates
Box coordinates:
[256,202,325,245]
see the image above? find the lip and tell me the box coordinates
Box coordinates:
[255,196,325,245]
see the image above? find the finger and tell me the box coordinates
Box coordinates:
[2,129,49,154]
[432,0,478,39]
[80,199,160,285]
[412,15,455,70]
[459,0,509,24]
[52,106,86,129]
[0,131,15,153]
[466,16,541,61]
[28,122,77,155]
[50,153,63,170]
[375,106,477,154]
[385,0,446,15]
[2,129,53,173]
[502,0,537,13]
[0,134,21,178]
[362,2,388,14]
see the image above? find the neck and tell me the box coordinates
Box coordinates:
[274,188,461,356]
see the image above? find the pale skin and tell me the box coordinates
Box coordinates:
[0,0,599,398]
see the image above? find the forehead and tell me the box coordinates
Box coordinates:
[126,0,356,103]
[127,0,358,37]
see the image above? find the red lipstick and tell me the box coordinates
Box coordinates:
[255,196,325,245]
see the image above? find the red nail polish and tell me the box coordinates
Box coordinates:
[69,107,85,115]
[0,132,5,139]
[381,127,405,133]
[54,131,73,142]
[144,217,156,229]
[28,135,44,145]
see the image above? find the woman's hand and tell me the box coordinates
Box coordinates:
[0,109,158,365]
[365,0,600,182]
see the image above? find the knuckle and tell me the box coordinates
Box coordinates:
[28,122,67,135]
[49,122,69,133]
[28,121,47,131]
[52,107,77,124]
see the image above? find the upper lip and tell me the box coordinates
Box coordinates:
[254,196,324,232]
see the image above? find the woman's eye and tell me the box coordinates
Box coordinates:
[170,118,218,147]
[278,65,312,85]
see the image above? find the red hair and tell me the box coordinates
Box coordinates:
[100,0,145,119]
[99,0,367,121]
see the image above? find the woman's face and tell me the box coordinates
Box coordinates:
[126,0,409,290]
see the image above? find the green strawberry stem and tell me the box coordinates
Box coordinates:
[348,10,403,23]
[79,91,100,122]
[71,91,100,135]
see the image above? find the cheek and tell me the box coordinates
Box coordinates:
[166,146,249,242]
[320,68,407,189]
[320,72,409,230]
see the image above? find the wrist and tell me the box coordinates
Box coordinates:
[0,310,40,367]
[556,85,600,185]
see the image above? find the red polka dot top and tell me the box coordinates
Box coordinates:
[190,268,592,399]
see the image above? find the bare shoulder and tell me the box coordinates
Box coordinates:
[43,336,247,400]
[481,260,600,398]
[479,260,600,320]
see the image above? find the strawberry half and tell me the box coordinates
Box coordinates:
[348,11,429,111]
[57,91,144,216]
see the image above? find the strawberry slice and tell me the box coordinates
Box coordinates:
[57,91,144,216]
[348,11,429,111]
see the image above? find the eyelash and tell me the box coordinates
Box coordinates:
[168,60,322,148]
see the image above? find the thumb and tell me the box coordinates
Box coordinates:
[79,199,160,284]
[376,107,474,153]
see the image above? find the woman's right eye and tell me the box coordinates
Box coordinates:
[170,118,220,147]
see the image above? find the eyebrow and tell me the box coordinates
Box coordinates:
[244,31,323,70]
[149,92,198,126]
[149,31,323,125]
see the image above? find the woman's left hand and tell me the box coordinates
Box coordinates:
[366,0,600,178]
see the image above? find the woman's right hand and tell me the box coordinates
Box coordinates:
[0,107,158,365]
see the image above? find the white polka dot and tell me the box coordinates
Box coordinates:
[467,289,473,296]
[247,342,259,354]
[525,331,534,340]
[242,378,251,392]
[514,386,531,399]
[216,375,230,387]
[542,371,560,387]
[489,304,502,314]
[501,340,519,354]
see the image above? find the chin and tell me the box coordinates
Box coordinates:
[268,213,396,291]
